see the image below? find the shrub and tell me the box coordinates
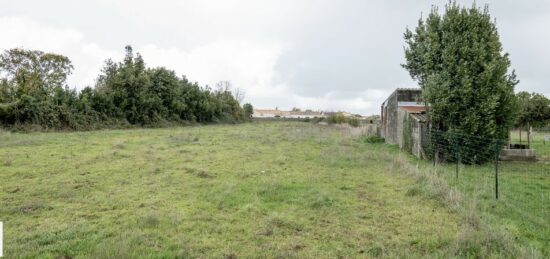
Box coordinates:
[326,113,360,127]
[348,116,360,127]
[327,113,346,124]
[364,136,385,143]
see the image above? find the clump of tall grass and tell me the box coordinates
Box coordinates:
[390,155,462,211]
[3,154,13,166]
[112,139,126,149]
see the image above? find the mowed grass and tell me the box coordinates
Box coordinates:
[0,122,463,258]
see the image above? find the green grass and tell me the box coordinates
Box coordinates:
[0,122,537,257]
[510,130,550,161]
[409,135,550,256]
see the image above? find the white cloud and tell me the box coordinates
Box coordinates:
[1,0,549,116]
[0,16,120,88]
[138,40,288,100]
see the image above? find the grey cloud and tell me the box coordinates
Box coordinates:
[1,0,548,114]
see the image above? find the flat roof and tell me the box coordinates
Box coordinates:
[399,106,427,113]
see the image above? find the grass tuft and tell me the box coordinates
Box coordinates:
[112,139,126,149]
[367,242,385,257]
[309,193,334,209]
[141,214,160,228]
[18,202,52,214]
[3,155,13,166]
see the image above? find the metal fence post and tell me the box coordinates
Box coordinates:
[455,142,460,180]
[495,140,500,200]
[433,144,437,167]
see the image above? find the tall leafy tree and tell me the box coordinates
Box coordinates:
[517,92,550,128]
[95,46,153,124]
[403,2,518,163]
[516,91,550,146]
[0,48,73,97]
[0,48,73,126]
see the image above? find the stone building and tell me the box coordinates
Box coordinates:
[381,88,428,158]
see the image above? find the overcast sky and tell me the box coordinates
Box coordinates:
[1,0,549,115]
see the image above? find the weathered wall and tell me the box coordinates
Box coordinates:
[382,89,424,146]
[384,93,399,144]
[411,119,421,158]
[397,110,407,148]
[397,89,422,102]
[362,124,379,136]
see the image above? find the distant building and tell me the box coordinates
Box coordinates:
[287,110,324,119]
[253,108,324,119]
[381,88,428,158]
[253,108,288,118]
[323,111,355,118]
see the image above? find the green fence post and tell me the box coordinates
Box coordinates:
[495,140,500,200]
[455,142,460,180]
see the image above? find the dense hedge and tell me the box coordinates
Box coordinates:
[0,46,250,130]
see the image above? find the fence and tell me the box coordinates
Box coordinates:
[419,128,549,251]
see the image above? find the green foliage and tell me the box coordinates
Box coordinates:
[327,113,346,124]
[403,2,518,163]
[243,103,253,120]
[326,112,360,127]
[0,46,248,130]
[364,136,385,143]
[348,116,360,127]
[516,91,550,128]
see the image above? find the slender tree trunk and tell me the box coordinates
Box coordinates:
[519,127,522,145]
[527,122,531,149]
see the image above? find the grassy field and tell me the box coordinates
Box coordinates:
[510,130,550,161]
[408,130,550,256]
[0,121,540,257]
[411,160,550,256]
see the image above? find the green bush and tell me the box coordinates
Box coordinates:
[364,136,385,143]
[348,117,360,127]
[327,113,346,124]
[326,113,360,127]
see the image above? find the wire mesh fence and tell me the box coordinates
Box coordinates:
[420,128,549,232]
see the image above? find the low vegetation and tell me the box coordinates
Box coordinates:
[319,112,360,127]
[406,130,550,256]
[1,121,542,257]
[510,130,550,160]
[408,158,548,256]
[363,135,385,143]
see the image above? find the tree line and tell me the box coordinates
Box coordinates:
[0,46,253,130]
